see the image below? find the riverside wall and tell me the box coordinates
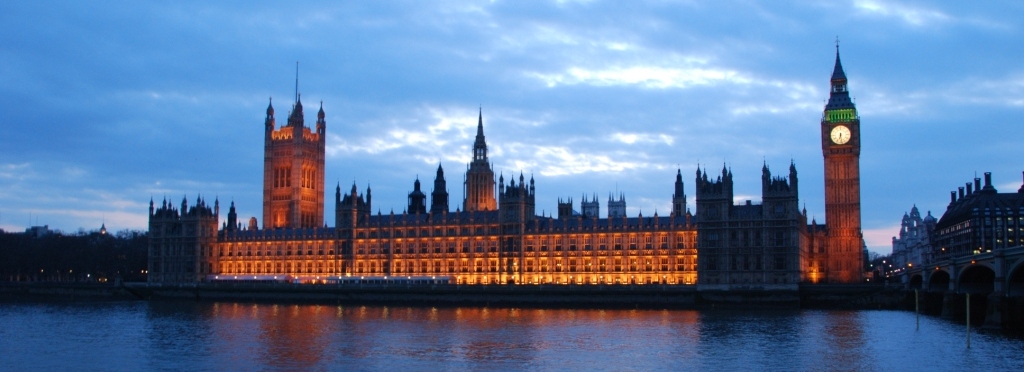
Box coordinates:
[116,282,911,310]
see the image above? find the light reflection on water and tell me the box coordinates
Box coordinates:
[1,300,1022,371]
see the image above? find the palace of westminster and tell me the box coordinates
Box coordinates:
[148,50,866,288]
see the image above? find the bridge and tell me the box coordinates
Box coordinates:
[901,245,1024,330]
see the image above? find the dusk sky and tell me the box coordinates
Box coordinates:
[1,1,1022,256]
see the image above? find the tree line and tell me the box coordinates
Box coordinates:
[0,229,148,283]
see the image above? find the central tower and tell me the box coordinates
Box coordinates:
[821,46,864,283]
[464,109,497,211]
[262,97,326,229]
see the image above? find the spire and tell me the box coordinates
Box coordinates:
[825,41,855,112]
[472,107,488,162]
[477,106,484,137]
[318,101,325,120]
[831,39,847,82]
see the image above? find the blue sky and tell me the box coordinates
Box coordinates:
[1,1,1022,255]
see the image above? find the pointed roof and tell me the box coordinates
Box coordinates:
[831,47,847,82]
[288,95,304,127]
[825,46,856,112]
[476,107,484,138]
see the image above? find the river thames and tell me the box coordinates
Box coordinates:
[2,300,1022,371]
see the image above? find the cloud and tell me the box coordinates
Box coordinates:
[529,65,751,90]
[0,163,33,180]
[944,75,1024,107]
[853,0,951,27]
[610,132,674,145]
[325,106,479,158]
[500,144,652,177]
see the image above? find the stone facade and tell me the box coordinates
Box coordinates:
[818,47,865,283]
[695,163,805,290]
[262,98,326,229]
[147,197,219,283]
[147,51,868,286]
[934,172,1024,260]
[891,205,937,269]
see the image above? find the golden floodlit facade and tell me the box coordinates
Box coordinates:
[147,50,865,287]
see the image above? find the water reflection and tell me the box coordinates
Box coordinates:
[3,300,1024,371]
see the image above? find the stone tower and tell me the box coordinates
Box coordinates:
[608,193,626,218]
[557,197,574,219]
[262,97,326,229]
[581,194,600,219]
[821,46,864,283]
[464,109,497,211]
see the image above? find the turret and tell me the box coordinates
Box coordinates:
[672,169,687,216]
[789,160,798,195]
[265,98,276,133]
[464,108,497,212]
[316,101,326,137]
[226,201,238,231]
[408,177,427,214]
[431,164,449,214]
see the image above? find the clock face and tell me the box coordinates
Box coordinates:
[830,125,851,145]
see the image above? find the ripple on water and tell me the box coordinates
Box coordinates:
[1,301,1022,371]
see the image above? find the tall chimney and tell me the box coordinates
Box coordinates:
[959,187,965,200]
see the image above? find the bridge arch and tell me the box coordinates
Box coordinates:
[927,270,950,292]
[958,265,995,294]
[1008,262,1024,297]
[908,274,923,290]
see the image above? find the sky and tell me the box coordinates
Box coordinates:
[1,1,1022,256]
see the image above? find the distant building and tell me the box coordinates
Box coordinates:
[933,172,1024,261]
[25,225,51,238]
[891,206,936,269]
[581,194,600,219]
[608,194,626,218]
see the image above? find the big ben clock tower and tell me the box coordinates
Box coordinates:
[821,45,864,283]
